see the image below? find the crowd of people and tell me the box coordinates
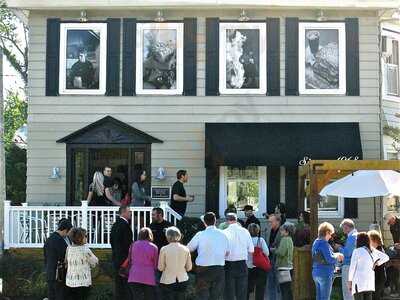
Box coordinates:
[43,165,400,300]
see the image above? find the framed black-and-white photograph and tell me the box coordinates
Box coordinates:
[219,22,267,95]
[136,23,184,95]
[59,23,107,95]
[299,22,346,95]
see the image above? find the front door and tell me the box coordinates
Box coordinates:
[68,145,151,205]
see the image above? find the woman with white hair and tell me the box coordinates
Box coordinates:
[87,171,108,206]
[158,226,192,300]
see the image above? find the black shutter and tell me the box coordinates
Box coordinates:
[206,167,220,217]
[184,18,197,96]
[46,18,60,96]
[285,18,299,96]
[206,18,219,96]
[267,166,280,214]
[106,18,121,96]
[344,198,358,219]
[267,18,280,96]
[285,166,299,218]
[346,18,360,96]
[122,18,136,96]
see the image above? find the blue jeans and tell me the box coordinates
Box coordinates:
[313,274,333,300]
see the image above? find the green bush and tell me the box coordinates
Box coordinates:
[176,217,205,245]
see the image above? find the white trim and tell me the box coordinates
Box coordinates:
[135,22,184,95]
[219,166,266,218]
[59,23,107,95]
[218,22,267,95]
[298,22,346,95]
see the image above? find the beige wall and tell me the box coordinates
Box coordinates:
[27,9,380,230]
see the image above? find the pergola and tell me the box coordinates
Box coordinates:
[298,160,400,238]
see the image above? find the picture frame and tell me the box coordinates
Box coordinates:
[59,23,107,95]
[298,22,346,95]
[136,22,184,95]
[219,22,267,95]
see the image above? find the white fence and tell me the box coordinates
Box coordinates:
[3,200,182,249]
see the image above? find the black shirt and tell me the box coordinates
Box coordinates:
[390,217,400,244]
[244,214,260,230]
[88,183,108,206]
[170,181,187,216]
[149,220,172,251]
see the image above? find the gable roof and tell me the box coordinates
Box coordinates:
[57,116,163,144]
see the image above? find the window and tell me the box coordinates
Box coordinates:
[59,23,108,95]
[219,166,266,217]
[383,30,400,98]
[386,151,399,160]
[304,180,344,218]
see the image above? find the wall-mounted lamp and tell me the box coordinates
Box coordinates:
[49,167,61,180]
[238,9,250,22]
[316,9,327,22]
[154,11,165,22]
[80,10,88,22]
[155,167,167,180]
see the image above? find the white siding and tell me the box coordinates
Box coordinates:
[27,9,380,228]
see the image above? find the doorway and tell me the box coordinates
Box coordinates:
[68,145,151,205]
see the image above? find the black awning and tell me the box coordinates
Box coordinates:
[205,123,363,168]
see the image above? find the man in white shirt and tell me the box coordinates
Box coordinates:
[187,212,229,300]
[224,213,254,300]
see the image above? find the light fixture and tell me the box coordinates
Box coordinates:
[316,9,327,22]
[49,167,61,180]
[80,10,88,22]
[154,11,165,22]
[155,167,167,180]
[238,9,250,22]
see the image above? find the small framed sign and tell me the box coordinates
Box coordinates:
[151,186,172,200]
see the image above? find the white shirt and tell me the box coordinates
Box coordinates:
[224,223,254,261]
[348,247,389,295]
[247,237,270,268]
[187,225,229,266]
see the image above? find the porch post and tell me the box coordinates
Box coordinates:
[81,200,88,229]
[3,200,10,250]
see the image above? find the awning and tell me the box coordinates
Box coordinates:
[205,123,363,168]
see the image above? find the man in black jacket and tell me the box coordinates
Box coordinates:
[43,219,72,300]
[110,205,133,300]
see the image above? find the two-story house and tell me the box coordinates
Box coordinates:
[6,0,400,230]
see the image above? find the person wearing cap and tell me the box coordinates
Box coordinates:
[44,218,73,300]
[242,205,260,230]
[187,212,230,300]
[224,213,254,300]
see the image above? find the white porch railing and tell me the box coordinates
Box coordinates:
[3,200,182,249]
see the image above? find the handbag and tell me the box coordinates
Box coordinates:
[253,237,272,272]
[277,269,292,283]
[55,261,67,282]
[119,244,132,278]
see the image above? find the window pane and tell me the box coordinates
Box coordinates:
[226,167,259,211]
[74,150,87,205]
[387,152,398,160]
[387,195,400,213]
[319,195,339,211]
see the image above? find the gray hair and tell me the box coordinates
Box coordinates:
[165,226,182,243]
[340,219,355,229]
[226,213,237,222]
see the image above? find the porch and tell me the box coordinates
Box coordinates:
[3,200,181,249]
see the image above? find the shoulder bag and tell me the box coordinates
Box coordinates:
[253,237,272,272]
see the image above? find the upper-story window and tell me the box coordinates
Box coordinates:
[382,29,400,98]
[298,22,346,95]
[59,23,108,95]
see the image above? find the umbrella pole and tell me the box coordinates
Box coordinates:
[373,197,377,224]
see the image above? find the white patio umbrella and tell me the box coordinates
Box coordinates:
[319,170,400,222]
[319,170,400,198]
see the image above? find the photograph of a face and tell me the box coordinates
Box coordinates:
[59,23,107,95]
[136,23,184,95]
[299,22,346,95]
[219,23,267,94]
